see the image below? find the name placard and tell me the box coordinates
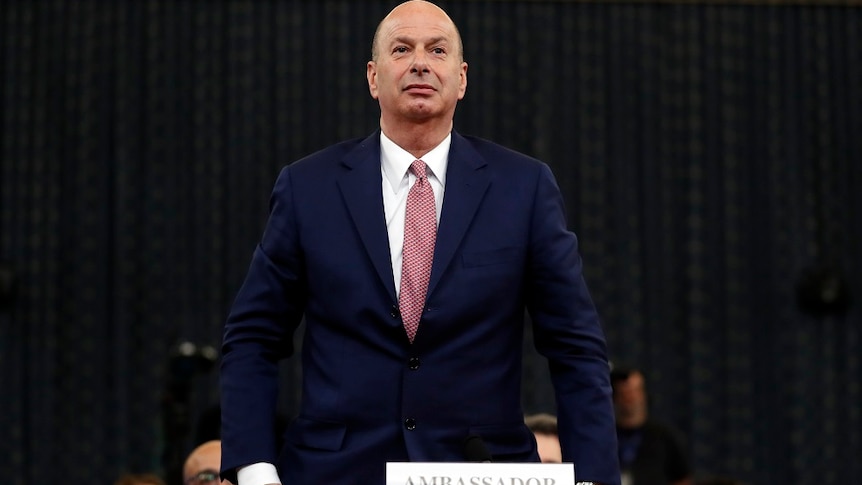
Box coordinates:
[386,462,575,485]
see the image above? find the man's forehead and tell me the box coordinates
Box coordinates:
[381,2,454,33]
[386,33,452,46]
[380,17,455,39]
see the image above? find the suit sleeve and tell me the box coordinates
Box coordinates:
[525,163,620,485]
[219,166,307,483]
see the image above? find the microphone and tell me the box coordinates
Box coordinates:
[463,435,493,462]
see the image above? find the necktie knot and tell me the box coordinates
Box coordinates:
[410,159,427,181]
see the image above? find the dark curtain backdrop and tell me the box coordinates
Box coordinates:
[1,1,860,484]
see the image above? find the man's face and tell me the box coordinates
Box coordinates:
[367,1,467,125]
[183,441,222,485]
[613,371,648,429]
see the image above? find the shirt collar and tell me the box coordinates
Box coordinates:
[380,131,450,192]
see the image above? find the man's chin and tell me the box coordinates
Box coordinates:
[402,109,441,123]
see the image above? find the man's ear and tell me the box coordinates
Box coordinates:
[367,61,379,99]
[458,61,468,100]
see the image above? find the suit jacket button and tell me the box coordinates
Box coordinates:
[404,418,416,430]
[390,305,400,318]
[408,357,420,370]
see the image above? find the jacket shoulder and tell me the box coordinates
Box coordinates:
[458,134,545,169]
[290,135,372,169]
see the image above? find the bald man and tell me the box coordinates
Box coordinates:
[220,2,619,484]
[183,440,222,485]
[525,413,562,464]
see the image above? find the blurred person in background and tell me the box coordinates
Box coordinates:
[611,365,692,485]
[525,412,562,463]
[184,440,228,485]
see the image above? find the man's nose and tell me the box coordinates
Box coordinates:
[410,50,430,73]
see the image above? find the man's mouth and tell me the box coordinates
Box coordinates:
[404,84,435,93]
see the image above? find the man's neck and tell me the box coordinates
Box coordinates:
[380,118,452,159]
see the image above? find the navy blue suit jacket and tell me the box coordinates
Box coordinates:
[220,131,620,484]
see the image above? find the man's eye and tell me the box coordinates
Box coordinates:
[432,48,445,54]
[394,46,408,53]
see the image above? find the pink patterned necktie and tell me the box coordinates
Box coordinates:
[399,159,437,343]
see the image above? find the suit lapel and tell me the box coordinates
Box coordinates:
[337,132,398,301]
[336,131,491,302]
[428,132,490,296]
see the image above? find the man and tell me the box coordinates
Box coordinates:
[525,413,562,463]
[611,366,692,485]
[220,1,619,484]
[184,440,223,485]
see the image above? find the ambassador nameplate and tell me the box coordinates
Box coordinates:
[386,462,575,485]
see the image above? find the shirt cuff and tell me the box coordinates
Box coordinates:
[237,462,281,485]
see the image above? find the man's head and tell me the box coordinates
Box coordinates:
[367,0,468,130]
[610,366,649,429]
[525,413,562,463]
[370,1,464,63]
[183,440,222,485]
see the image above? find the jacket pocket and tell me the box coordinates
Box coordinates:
[286,416,347,451]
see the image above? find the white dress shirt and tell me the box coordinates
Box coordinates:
[380,131,448,295]
[236,131,450,485]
